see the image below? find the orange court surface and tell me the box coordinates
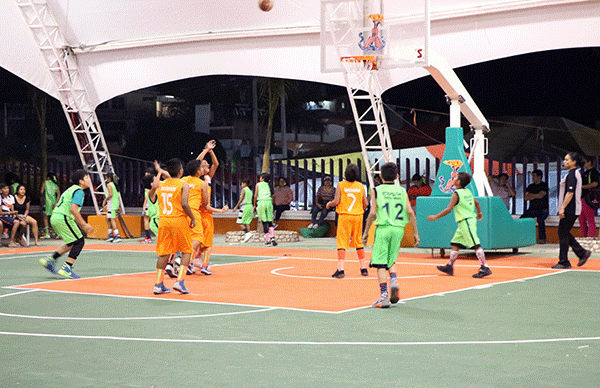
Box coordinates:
[14,244,600,313]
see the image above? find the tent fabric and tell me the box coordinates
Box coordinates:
[1,1,599,108]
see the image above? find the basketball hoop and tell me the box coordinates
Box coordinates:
[340,56,378,71]
[340,56,377,90]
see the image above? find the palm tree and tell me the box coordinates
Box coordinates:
[258,78,295,173]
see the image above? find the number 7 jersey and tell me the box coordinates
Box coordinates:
[157,178,186,218]
[336,180,365,215]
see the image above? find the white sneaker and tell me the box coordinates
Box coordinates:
[242,232,253,243]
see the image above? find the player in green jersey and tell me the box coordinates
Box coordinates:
[40,172,60,239]
[39,169,94,279]
[427,172,491,278]
[363,162,420,308]
[231,179,254,243]
[102,173,122,243]
[253,173,277,246]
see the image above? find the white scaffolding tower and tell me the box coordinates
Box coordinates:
[15,0,121,214]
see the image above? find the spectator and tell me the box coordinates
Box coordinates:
[407,173,432,210]
[579,156,599,237]
[13,184,39,246]
[272,177,293,228]
[489,173,516,210]
[521,170,549,244]
[0,183,23,248]
[309,176,336,229]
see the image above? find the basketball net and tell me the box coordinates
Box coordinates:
[340,56,376,91]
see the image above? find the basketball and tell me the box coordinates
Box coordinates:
[258,0,273,12]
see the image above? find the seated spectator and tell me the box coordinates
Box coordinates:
[309,176,336,228]
[272,177,293,228]
[0,183,23,247]
[489,173,516,210]
[520,170,549,244]
[407,173,432,211]
[14,184,39,246]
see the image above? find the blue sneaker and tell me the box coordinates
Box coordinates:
[112,236,122,243]
[153,282,170,295]
[39,256,57,274]
[57,264,80,279]
[173,280,189,294]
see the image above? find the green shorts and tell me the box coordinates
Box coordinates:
[149,216,159,236]
[50,213,83,244]
[107,201,117,219]
[44,202,55,216]
[451,217,481,249]
[256,200,273,223]
[370,225,404,269]
[238,204,253,225]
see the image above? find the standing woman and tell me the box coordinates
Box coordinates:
[553,152,592,269]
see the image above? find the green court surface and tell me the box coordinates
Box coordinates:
[0,240,599,387]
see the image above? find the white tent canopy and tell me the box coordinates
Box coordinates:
[1,0,599,108]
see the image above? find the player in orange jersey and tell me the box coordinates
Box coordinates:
[153,158,196,295]
[196,140,228,274]
[326,163,369,278]
[182,159,210,275]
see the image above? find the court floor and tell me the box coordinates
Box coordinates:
[1,239,599,387]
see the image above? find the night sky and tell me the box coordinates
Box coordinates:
[384,48,600,128]
[1,47,599,128]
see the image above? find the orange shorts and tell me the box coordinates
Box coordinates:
[200,212,214,247]
[189,209,204,244]
[336,214,364,250]
[156,217,193,256]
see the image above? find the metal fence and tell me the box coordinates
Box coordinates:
[0,155,593,216]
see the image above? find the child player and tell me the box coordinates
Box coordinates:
[153,158,196,295]
[39,169,94,279]
[427,172,492,278]
[40,172,60,239]
[140,167,157,243]
[102,173,122,243]
[196,140,228,275]
[231,179,254,243]
[326,163,369,278]
[362,162,420,308]
[253,173,277,246]
[182,159,209,274]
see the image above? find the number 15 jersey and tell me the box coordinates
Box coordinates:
[336,180,365,215]
[157,178,186,219]
[374,184,408,228]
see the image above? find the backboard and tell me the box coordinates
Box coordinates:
[320,0,429,73]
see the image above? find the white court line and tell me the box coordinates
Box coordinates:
[0,252,53,261]
[0,289,37,298]
[0,330,599,346]
[270,266,436,280]
[1,287,336,315]
[400,270,568,303]
[0,299,277,321]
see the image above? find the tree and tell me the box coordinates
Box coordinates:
[258,78,295,173]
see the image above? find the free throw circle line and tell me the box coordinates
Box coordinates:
[270,266,436,280]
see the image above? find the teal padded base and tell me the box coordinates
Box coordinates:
[416,196,536,250]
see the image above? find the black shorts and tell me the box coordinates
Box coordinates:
[1,215,15,228]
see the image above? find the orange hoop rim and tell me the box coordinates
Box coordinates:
[340,56,378,70]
